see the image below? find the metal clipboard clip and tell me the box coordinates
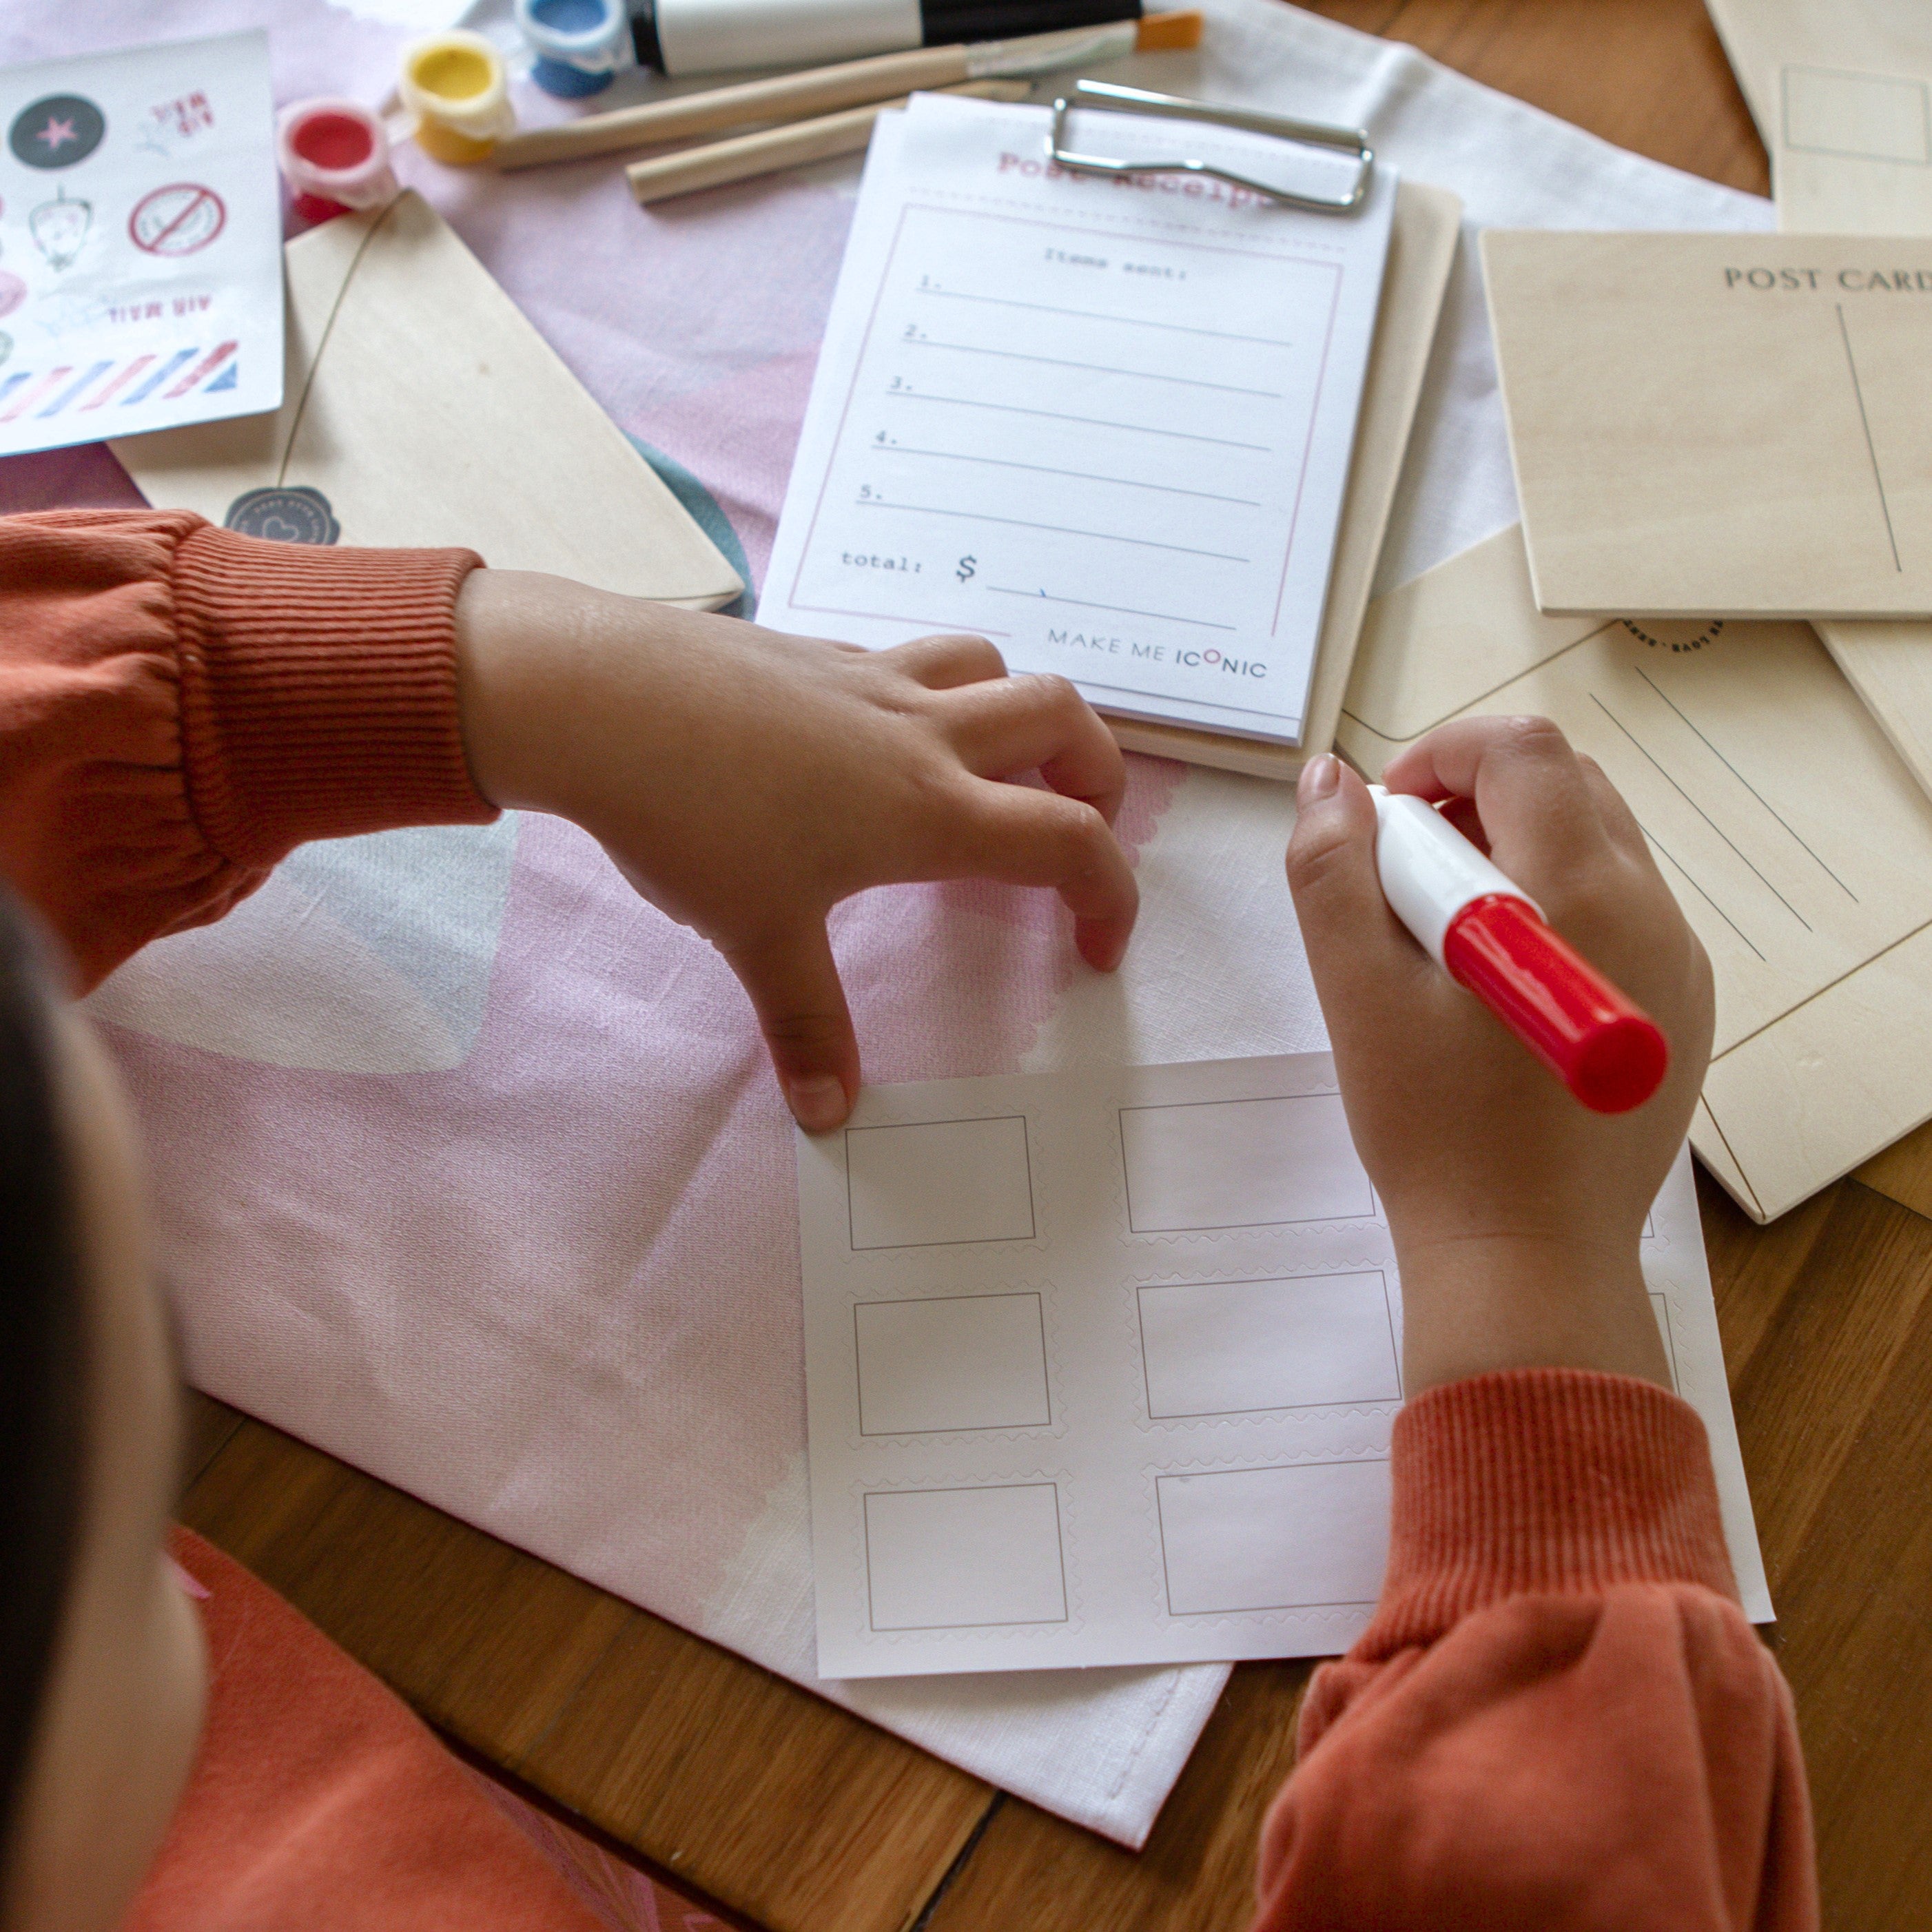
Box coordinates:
[1047,79,1375,216]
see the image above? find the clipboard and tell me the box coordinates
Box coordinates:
[1045,83,1452,779]
[110,191,743,610]
[1047,79,1377,213]
[1107,175,1461,781]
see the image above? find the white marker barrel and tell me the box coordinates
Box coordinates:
[649,0,921,74]
[1368,785,1539,967]
[630,0,1140,75]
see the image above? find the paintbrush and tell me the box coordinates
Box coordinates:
[626,76,1035,202]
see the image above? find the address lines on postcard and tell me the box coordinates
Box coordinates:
[786,205,1344,711]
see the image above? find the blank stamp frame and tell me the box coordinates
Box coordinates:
[1118,1093,1376,1235]
[854,1291,1052,1437]
[863,1481,1069,1632]
[1155,1459,1391,1618]
[844,1114,1037,1251]
[1782,65,1931,166]
[1135,1272,1401,1421]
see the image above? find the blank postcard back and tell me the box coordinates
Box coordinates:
[1483,229,1932,620]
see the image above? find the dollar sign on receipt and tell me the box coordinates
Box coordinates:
[956,555,976,584]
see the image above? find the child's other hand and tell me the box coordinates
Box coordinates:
[1285,719,1714,1395]
[455,573,1135,1132]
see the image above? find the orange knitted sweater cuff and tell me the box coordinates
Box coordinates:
[1355,1368,1740,1658]
[171,522,496,865]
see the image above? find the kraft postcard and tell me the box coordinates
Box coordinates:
[1483,229,1932,620]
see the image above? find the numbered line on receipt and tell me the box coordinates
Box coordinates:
[788,207,1342,678]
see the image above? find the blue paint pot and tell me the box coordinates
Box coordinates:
[517,0,630,98]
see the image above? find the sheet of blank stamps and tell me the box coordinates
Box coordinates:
[796,1052,1769,1678]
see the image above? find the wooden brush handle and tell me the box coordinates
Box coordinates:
[625,79,1028,205]
[495,45,974,169]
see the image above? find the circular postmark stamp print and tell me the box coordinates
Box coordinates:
[224,487,341,546]
[1619,618,1725,655]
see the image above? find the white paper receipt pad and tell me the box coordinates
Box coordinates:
[1483,229,1932,620]
[796,1052,1769,1678]
[759,93,1397,747]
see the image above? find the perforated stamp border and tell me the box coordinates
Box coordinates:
[1139,1446,1391,1635]
[826,1100,1058,1279]
[834,1463,1085,1656]
[841,1275,1072,1450]
[1090,1085,1389,1256]
[1117,1262,1405,1437]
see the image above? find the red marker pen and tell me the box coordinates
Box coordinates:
[1367,785,1669,1114]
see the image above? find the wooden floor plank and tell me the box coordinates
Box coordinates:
[919,1662,1313,1932]
[181,1417,991,1932]
[1707,1180,1932,1593]
[1337,0,1769,194]
[179,1389,245,1491]
[1855,1119,1932,1223]
[1748,1188,1932,1930]
[511,1612,993,1932]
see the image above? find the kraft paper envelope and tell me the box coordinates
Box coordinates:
[1337,522,1932,1224]
[112,192,742,609]
[1108,181,1461,781]
[1482,229,1932,620]
[1705,0,1932,236]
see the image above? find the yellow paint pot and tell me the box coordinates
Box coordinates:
[400,30,515,163]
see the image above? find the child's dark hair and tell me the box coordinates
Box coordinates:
[0,884,85,1867]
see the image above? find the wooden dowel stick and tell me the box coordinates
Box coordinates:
[625,79,1028,205]
[496,45,973,169]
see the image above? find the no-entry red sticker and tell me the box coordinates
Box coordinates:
[129,183,226,257]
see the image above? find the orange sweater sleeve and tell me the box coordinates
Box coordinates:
[1251,1371,1817,1931]
[128,1532,610,1932]
[0,508,495,991]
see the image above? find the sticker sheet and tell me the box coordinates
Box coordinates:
[0,32,280,457]
[797,1051,1770,1678]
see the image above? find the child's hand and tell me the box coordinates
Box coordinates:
[455,572,1136,1131]
[1285,719,1714,1395]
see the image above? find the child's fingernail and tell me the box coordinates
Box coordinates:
[788,1075,848,1131]
[1300,754,1340,802]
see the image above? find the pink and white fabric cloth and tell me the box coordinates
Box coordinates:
[0,0,1769,1845]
